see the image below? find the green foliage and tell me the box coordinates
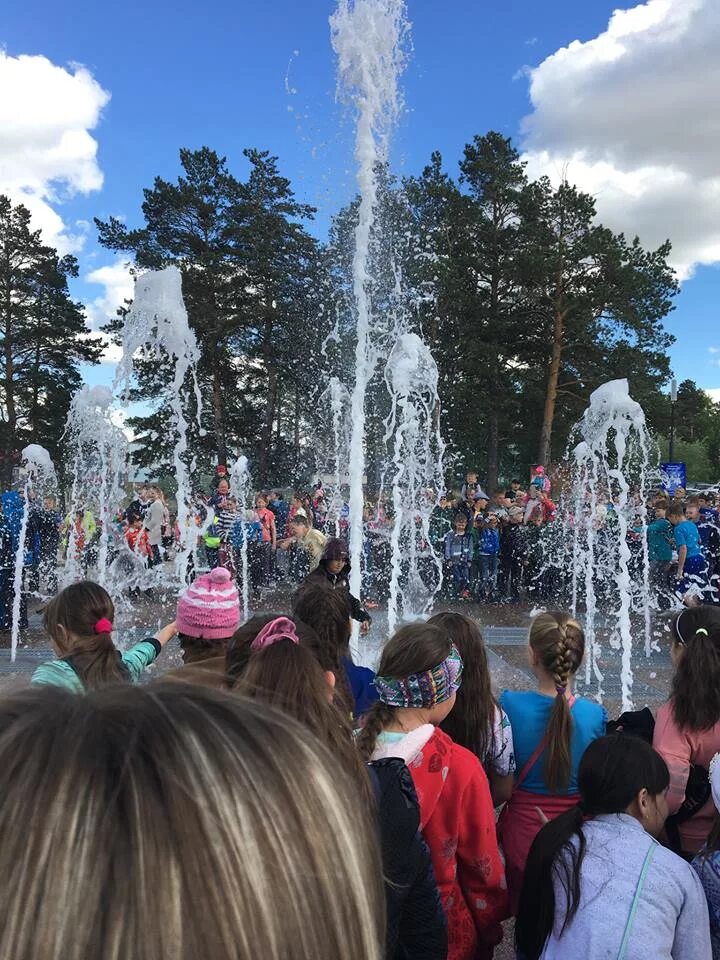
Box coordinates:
[0,195,102,486]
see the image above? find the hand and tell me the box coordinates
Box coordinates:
[535,806,549,827]
[155,621,177,646]
[360,620,370,635]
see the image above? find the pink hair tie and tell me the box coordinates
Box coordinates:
[94,618,113,634]
[251,617,299,651]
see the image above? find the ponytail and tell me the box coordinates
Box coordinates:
[43,581,128,691]
[516,734,669,958]
[529,612,585,792]
[356,702,396,761]
[671,608,720,731]
[515,805,585,960]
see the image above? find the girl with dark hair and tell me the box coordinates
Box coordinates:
[430,611,515,805]
[227,614,448,960]
[499,612,606,913]
[33,580,175,692]
[653,606,720,856]
[292,581,378,719]
[693,752,720,958]
[357,622,507,960]
[516,734,709,960]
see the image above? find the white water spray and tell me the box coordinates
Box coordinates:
[115,266,202,582]
[319,376,351,537]
[10,445,56,660]
[330,0,408,622]
[383,333,444,634]
[230,455,253,622]
[565,379,656,711]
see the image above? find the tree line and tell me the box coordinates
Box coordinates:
[1,132,719,492]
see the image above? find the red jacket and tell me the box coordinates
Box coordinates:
[373,725,508,960]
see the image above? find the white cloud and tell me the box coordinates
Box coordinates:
[706,388,720,404]
[520,0,720,279]
[85,258,135,364]
[0,52,110,253]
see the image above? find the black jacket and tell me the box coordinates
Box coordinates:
[306,557,372,623]
[369,758,448,960]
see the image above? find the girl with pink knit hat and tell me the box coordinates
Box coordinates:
[163,567,242,689]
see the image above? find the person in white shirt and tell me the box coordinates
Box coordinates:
[143,485,165,567]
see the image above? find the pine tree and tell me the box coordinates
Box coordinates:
[0,196,102,487]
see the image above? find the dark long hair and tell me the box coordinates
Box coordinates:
[515,734,669,960]
[670,607,720,731]
[356,622,453,761]
[43,581,128,690]
[292,583,354,715]
[430,612,498,768]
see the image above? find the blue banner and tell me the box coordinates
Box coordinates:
[660,462,687,494]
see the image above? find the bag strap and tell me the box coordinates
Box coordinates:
[617,842,656,960]
[514,694,577,791]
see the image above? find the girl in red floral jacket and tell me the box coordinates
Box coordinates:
[358,623,508,960]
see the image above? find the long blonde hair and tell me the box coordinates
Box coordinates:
[529,611,585,792]
[0,684,384,960]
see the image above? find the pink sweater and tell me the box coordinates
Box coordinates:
[653,700,720,854]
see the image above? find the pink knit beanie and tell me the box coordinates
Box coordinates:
[176,567,241,640]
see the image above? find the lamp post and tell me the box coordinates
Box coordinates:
[669,378,678,461]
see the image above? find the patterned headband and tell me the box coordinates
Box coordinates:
[374,645,463,709]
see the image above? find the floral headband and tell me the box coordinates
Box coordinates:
[374,645,463,709]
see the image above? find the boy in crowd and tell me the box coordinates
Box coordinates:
[646,499,673,608]
[687,495,720,589]
[668,503,710,604]
[476,512,501,602]
[278,514,326,581]
[488,489,510,521]
[499,505,525,601]
[443,513,474,599]
[460,470,483,501]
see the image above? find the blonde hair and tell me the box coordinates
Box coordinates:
[529,611,585,792]
[0,684,384,960]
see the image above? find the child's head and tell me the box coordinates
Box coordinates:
[43,581,129,689]
[466,471,477,483]
[43,496,56,510]
[356,622,463,760]
[528,611,585,792]
[667,504,685,525]
[0,684,384,960]
[454,513,467,533]
[429,612,497,762]
[255,494,267,509]
[216,478,230,497]
[669,607,720,731]
[176,568,241,663]
[654,503,667,519]
[685,497,700,521]
[321,538,349,576]
[291,516,310,536]
[509,506,524,524]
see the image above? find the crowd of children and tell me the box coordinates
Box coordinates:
[2,553,717,958]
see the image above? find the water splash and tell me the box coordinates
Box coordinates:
[63,385,128,588]
[11,445,56,660]
[230,455,253,622]
[383,333,444,633]
[330,0,409,625]
[115,266,202,583]
[319,376,351,538]
[564,379,656,711]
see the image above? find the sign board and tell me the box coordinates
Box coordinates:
[660,462,687,495]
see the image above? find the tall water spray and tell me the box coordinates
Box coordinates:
[230,454,253,622]
[384,333,444,634]
[63,385,128,587]
[330,0,408,616]
[10,444,56,660]
[319,376,351,537]
[115,266,202,582]
[564,379,655,711]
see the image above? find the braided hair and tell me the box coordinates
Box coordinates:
[529,612,585,792]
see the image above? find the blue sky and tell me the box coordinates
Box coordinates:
[2,0,719,397]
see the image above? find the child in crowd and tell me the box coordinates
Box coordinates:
[499,505,525,601]
[499,611,606,913]
[476,513,501,602]
[443,513,474,599]
[646,499,673,607]
[693,752,720,959]
[516,734,710,960]
[357,622,508,960]
[669,503,711,603]
[124,512,151,559]
[653,607,720,857]
[227,614,448,960]
[278,515,326,581]
[305,537,372,627]
[292,582,377,719]
[162,567,241,689]
[0,684,385,960]
[430,611,515,805]
[33,580,175,692]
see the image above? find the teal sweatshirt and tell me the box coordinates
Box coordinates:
[31,639,161,693]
